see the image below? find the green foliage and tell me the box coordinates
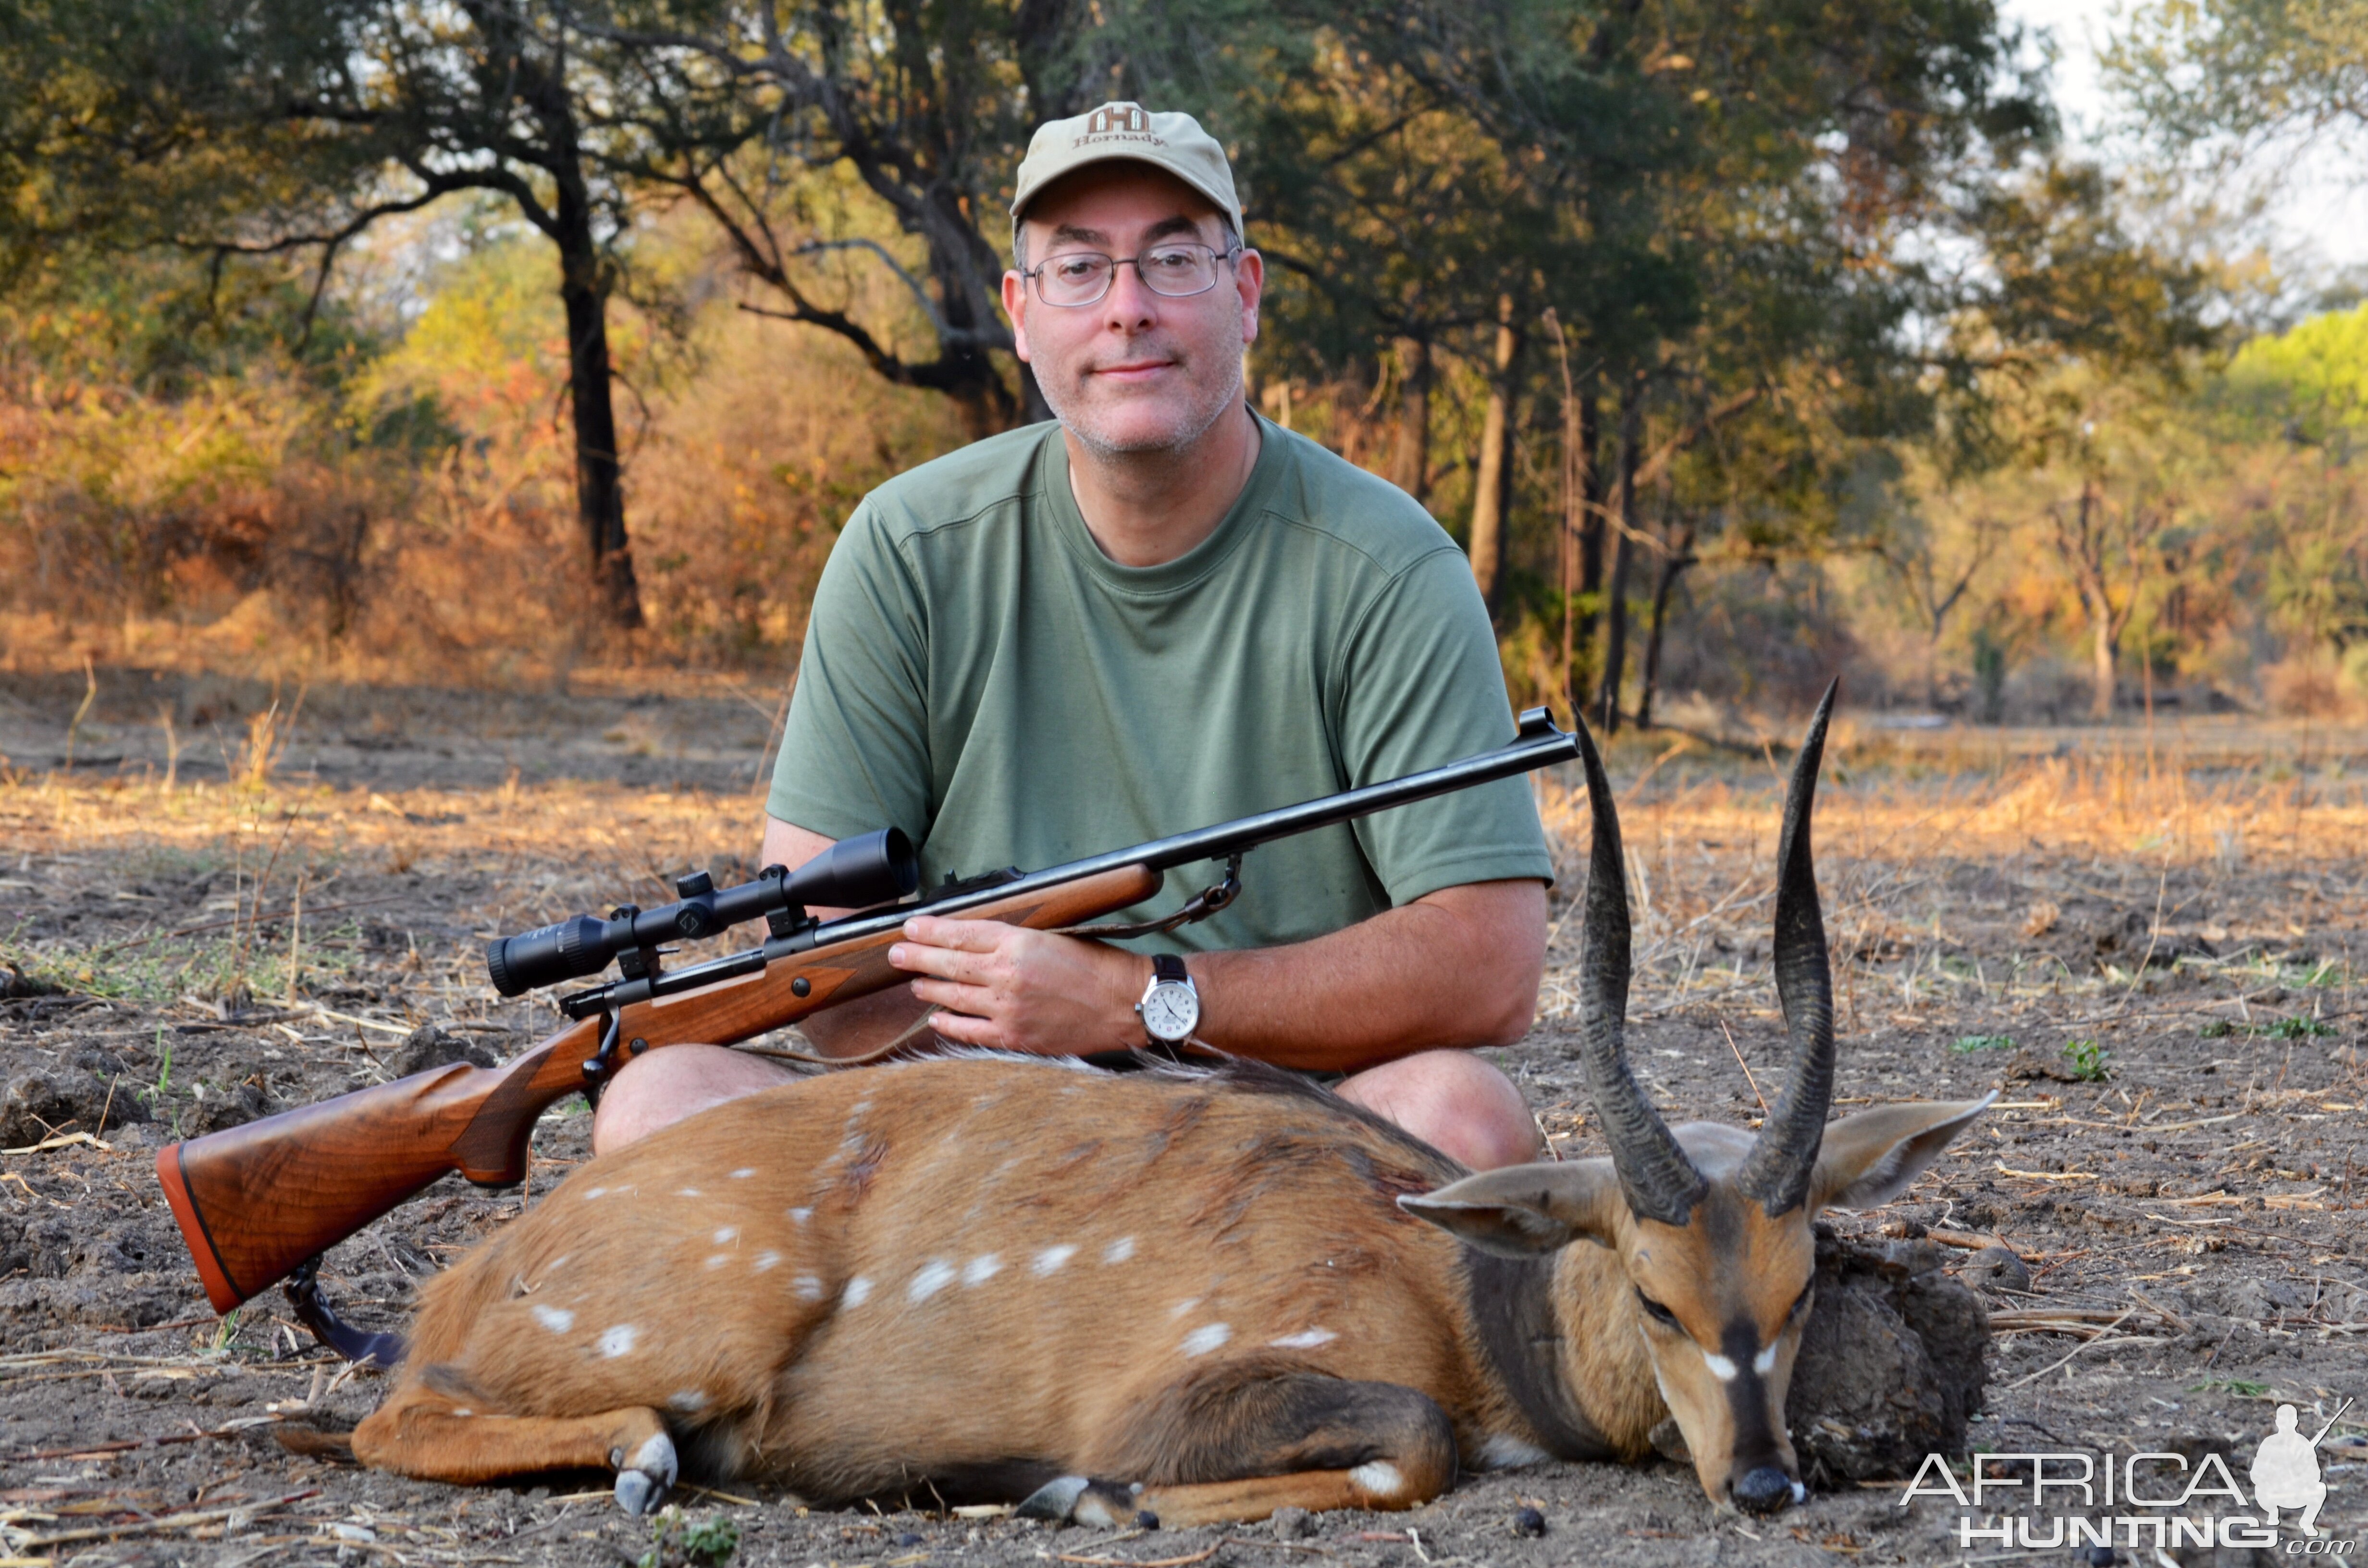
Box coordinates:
[1951,1034,2016,1053]
[641,1507,740,1568]
[2061,1038,2109,1081]
[2226,302,2368,443]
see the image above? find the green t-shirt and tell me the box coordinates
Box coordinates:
[767,414,1552,955]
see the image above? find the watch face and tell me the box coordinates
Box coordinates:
[1140,981,1199,1041]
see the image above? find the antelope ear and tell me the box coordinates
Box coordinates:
[1398,1160,1627,1257]
[1810,1094,1997,1213]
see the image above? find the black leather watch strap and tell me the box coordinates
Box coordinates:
[1152,954,1189,984]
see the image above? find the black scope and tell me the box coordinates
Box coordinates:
[485,827,918,997]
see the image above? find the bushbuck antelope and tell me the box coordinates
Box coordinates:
[350,691,1992,1522]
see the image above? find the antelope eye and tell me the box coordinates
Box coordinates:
[1634,1289,1681,1329]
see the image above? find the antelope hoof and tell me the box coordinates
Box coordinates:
[1016,1476,1139,1527]
[1730,1466,1800,1517]
[612,1432,678,1516]
[1018,1477,1089,1522]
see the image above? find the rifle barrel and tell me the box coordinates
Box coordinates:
[579,711,1579,1012]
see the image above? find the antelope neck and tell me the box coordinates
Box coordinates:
[1461,1246,1617,1462]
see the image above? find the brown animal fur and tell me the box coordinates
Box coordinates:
[357,1058,1505,1520]
[350,1053,1983,1522]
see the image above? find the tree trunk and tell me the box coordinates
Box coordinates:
[1576,387,1603,599]
[1638,527,1697,730]
[1593,389,1643,733]
[1466,296,1520,615]
[1393,335,1432,502]
[554,181,642,629]
[1563,378,1596,718]
[2074,478,2117,721]
[2091,606,2118,720]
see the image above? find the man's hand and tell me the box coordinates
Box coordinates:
[764,813,1546,1072]
[889,919,1148,1054]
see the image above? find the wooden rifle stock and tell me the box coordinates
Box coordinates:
[156,863,1162,1314]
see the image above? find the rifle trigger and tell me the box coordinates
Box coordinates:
[1059,853,1243,941]
[581,1009,624,1110]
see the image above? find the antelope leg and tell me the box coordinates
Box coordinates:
[352,1383,676,1514]
[1143,1462,1453,1525]
[1039,1372,1459,1526]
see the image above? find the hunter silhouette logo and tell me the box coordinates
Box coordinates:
[2254,1401,2349,1537]
[1084,103,1154,137]
[1901,1395,2356,1550]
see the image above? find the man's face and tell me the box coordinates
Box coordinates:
[1003,164,1263,457]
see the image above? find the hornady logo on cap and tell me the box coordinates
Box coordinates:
[1079,103,1159,141]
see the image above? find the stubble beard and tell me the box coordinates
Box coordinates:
[1041,338,1245,464]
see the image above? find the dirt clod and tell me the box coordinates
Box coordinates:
[0,1063,148,1146]
[1958,1244,2031,1293]
[1787,1228,1987,1483]
[394,1022,504,1076]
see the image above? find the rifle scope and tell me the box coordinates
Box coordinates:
[485,827,918,997]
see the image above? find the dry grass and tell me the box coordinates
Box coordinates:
[1529,719,2368,1044]
[5,716,2362,1037]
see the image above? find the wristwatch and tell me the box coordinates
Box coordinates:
[1135,954,1201,1046]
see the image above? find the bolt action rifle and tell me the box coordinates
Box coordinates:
[154,710,1582,1359]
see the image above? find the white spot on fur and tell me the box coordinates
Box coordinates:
[909,1261,957,1302]
[729,1168,756,1179]
[546,1255,568,1272]
[1103,1236,1135,1265]
[531,1305,575,1333]
[1032,1244,1077,1276]
[599,1324,638,1358]
[788,1207,812,1225]
[1180,1323,1231,1357]
[1701,1351,1739,1382]
[1350,1461,1405,1498]
[453,1408,472,1418]
[794,1275,825,1301]
[583,1187,607,1200]
[1753,1343,1779,1376]
[670,1389,707,1412]
[704,1254,729,1269]
[675,1188,702,1198]
[843,1275,873,1307]
[714,1227,738,1245]
[754,1251,782,1272]
[1169,1298,1201,1319]
[1269,1328,1336,1349]
[1479,1434,1551,1470]
[963,1254,1001,1286]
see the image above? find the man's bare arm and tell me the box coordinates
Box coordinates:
[1191,879,1546,1068]
[764,814,1548,1071]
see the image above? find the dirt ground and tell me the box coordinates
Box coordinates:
[2,669,2365,1567]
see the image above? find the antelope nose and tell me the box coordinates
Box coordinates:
[1731,1465,1797,1515]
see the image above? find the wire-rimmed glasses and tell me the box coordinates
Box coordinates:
[1022,242,1242,307]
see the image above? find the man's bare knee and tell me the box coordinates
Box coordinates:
[589,1044,798,1156]
[1336,1050,1538,1171]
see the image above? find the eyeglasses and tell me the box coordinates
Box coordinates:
[1023,241,1242,307]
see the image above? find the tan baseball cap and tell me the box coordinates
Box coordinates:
[1010,102,1244,253]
